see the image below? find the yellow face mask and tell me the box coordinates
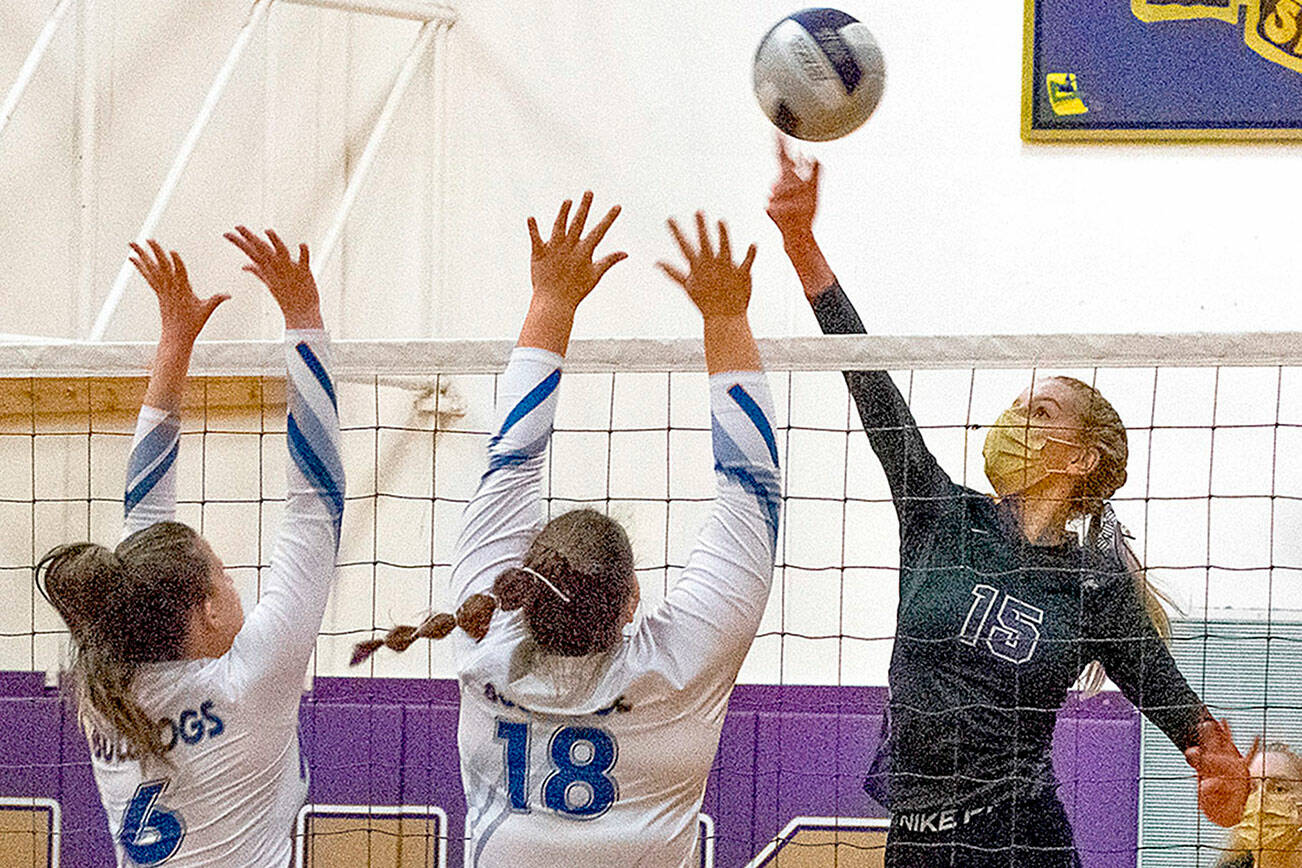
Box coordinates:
[1231,783,1302,857]
[982,405,1082,496]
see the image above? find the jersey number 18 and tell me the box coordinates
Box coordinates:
[495,720,618,819]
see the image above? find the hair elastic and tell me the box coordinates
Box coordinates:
[520,566,572,604]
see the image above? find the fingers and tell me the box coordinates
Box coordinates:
[550,199,572,245]
[694,211,713,259]
[265,228,291,262]
[581,204,622,253]
[809,158,821,187]
[226,226,304,273]
[202,293,231,315]
[667,217,695,263]
[147,240,173,280]
[225,226,270,264]
[776,132,794,171]
[170,251,188,286]
[740,243,757,273]
[717,220,731,262]
[527,216,544,257]
[593,250,628,281]
[128,243,152,280]
[566,191,594,245]
[129,242,154,272]
[656,261,688,288]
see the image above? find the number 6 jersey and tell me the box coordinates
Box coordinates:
[453,347,781,867]
[90,331,343,867]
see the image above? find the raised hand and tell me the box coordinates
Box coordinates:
[766,133,821,246]
[1186,717,1253,827]
[526,190,626,310]
[658,212,760,375]
[658,212,757,319]
[224,226,323,330]
[129,240,229,346]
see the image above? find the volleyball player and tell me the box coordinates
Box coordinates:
[764,137,1251,866]
[353,193,779,866]
[1217,742,1302,868]
[36,229,343,866]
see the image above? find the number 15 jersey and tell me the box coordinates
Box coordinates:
[452,347,781,867]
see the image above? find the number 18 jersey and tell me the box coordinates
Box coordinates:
[451,348,780,867]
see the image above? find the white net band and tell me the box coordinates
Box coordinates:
[1,331,1300,378]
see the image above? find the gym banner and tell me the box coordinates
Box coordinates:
[1023,0,1302,140]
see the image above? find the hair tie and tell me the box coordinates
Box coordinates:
[520,566,572,604]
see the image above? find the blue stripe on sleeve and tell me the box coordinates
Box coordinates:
[727,384,779,466]
[295,342,338,410]
[717,464,781,549]
[287,413,345,536]
[285,396,345,489]
[498,369,560,438]
[124,440,179,517]
[711,415,749,469]
[125,420,180,488]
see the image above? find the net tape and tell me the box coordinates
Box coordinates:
[1,330,1299,379]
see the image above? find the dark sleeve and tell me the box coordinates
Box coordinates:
[811,282,953,533]
[1213,853,1254,868]
[1084,572,1209,751]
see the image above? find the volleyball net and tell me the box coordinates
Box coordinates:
[2,332,1300,866]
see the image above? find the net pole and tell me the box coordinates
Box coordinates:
[87,0,277,341]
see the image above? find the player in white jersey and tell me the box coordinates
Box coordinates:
[353,193,780,867]
[36,229,343,867]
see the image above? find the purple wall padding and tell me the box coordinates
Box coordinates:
[0,674,1141,867]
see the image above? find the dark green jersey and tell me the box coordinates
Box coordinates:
[813,283,1207,811]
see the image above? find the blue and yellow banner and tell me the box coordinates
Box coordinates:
[1023,0,1302,139]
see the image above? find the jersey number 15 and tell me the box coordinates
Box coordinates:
[958,584,1045,665]
[495,720,618,819]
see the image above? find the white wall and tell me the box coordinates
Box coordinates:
[3,1,1301,688]
[3,1,1300,344]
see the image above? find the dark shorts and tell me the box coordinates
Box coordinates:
[885,792,1081,868]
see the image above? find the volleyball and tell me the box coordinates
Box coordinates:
[752,8,886,141]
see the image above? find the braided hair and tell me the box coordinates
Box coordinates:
[352,508,636,665]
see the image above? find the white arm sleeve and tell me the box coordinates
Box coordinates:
[121,405,182,541]
[449,346,562,610]
[223,330,344,705]
[642,371,781,692]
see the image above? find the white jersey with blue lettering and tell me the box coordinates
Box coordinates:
[87,330,344,868]
[454,346,781,867]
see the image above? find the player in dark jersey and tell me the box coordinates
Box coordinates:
[765,136,1251,866]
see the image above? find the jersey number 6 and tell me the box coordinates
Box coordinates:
[495,720,619,819]
[119,779,185,865]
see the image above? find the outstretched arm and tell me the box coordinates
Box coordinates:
[1087,579,1251,827]
[122,242,229,539]
[767,135,835,304]
[450,193,626,611]
[646,215,779,694]
[220,228,342,703]
[766,134,950,538]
